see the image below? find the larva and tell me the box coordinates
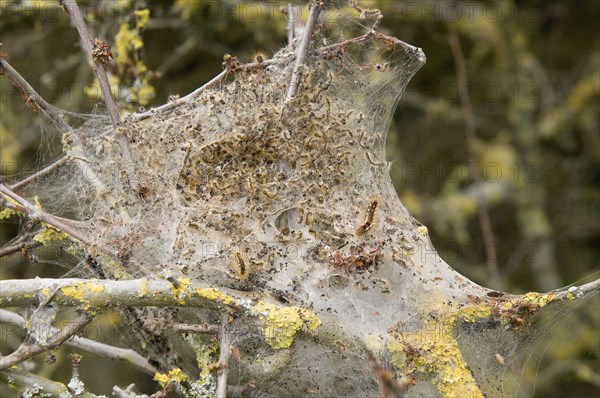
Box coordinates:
[235,252,246,276]
[355,199,379,236]
[233,250,249,279]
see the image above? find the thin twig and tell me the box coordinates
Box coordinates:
[61,0,119,126]
[8,155,70,191]
[0,309,157,375]
[135,57,288,121]
[0,183,91,244]
[0,312,92,370]
[136,31,421,121]
[363,345,407,398]
[0,46,112,200]
[174,323,219,334]
[553,279,600,301]
[286,1,321,101]
[215,312,231,398]
[287,3,298,45]
[0,233,41,258]
[61,0,141,191]
[315,31,423,59]
[0,58,74,134]
[0,367,101,397]
[447,25,503,290]
[135,69,228,121]
[113,384,150,398]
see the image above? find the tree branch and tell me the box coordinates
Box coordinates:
[8,155,70,192]
[135,57,287,121]
[0,367,101,398]
[552,278,600,301]
[0,58,74,134]
[447,24,503,290]
[0,309,157,375]
[215,312,231,398]
[0,183,92,244]
[0,312,92,370]
[286,3,298,45]
[0,278,243,310]
[174,323,219,334]
[286,1,321,101]
[61,0,120,126]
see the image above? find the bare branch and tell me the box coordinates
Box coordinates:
[447,25,503,290]
[0,233,41,258]
[286,3,298,45]
[61,0,120,126]
[0,367,101,397]
[286,1,321,102]
[174,323,219,334]
[0,183,92,244]
[216,312,231,398]
[8,155,70,192]
[0,58,74,134]
[61,0,142,192]
[0,309,157,375]
[0,312,92,370]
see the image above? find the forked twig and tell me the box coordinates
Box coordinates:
[285,1,322,101]
[0,309,157,375]
[0,312,93,370]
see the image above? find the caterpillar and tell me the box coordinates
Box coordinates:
[233,250,248,279]
[355,198,379,236]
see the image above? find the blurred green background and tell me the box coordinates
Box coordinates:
[1,0,598,396]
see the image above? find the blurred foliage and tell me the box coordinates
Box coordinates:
[0,0,598,396]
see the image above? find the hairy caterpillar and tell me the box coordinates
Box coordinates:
[355,198,379,236]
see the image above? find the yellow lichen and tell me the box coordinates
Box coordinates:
[387,316,484,398]
[522,291,555,307]
[33,223,69,246]
[61,286,84,301]
[459,304,492,323]
[134,9,150,29]
[170,277,191,302]
[194,288,239,307]
[60,282,105,310]
[153,367,188,387]
[251,301,321,349]
[138,279,148,297]
[0,207,20,220]
[417,225,429,236]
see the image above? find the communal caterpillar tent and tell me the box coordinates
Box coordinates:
[0,1,598,397]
